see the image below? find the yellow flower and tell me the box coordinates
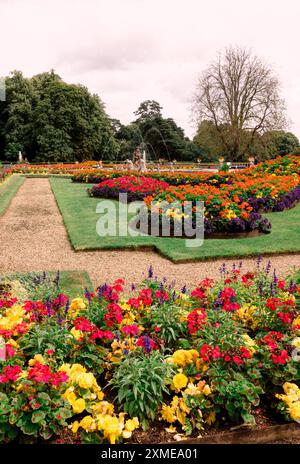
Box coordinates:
[7,338,19,348]
[291,338,300,349]
[176,409,186,426]
[70,298,86,311]
[70,327,83,341]
[59,363,71,375]
[179,398,190,413]
[289,402,300,422]
[98,415,123,444]
[70,421,80,434]
[172,373,188,392]
[77,372,96,390]
[293,316,300,326]
[171,349,199,367]
[161,405,177,423]
[29,354,45,366]
[92,401,114,415]
[184,382,200,396]
[63,387,77,405]
[79,416,96,432]
[72,398,86,414]
[172,350,186,367]
[203,385,211,396]
[125,418,139,432]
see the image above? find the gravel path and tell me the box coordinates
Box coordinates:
[0,178,300,289]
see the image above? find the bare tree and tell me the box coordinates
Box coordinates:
[193,46,287,160]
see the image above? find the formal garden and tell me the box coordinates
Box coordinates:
[0,153,300,444]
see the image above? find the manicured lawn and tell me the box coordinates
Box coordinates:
[0,175,25,216]
[50,177,300,262]
[0,270,93,300]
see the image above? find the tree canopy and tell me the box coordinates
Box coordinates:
[0,70,117,162]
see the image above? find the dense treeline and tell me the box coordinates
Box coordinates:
[0,65,299,163]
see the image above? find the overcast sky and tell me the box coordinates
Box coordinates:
[1,0,300,138]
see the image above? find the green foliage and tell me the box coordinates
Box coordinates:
[210,368,263,425]
[114,100,201,162]
[142,302,188,348]
[109,350,175,429]
[0,70,117,162]
[19,320,74,362]
[262,130,300,158]
[0,392,18,443]
[8,384,72,442]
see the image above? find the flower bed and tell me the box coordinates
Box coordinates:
[88,176,169,202]
[0,168,11,183]
[1,266,300,444]
[143,184,272,236]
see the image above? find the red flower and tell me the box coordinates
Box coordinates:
[232,356,243,365]
[266,298,282,311]
[191,288,206,300]
[28,363,52,383]
[154,290,169,301]
[278,312,293,325]
[271,350,290,365]
[0,365,22,383]
[51,371,68,386]
[240,347,252,359]
[104,303,123,327]
[122,324,139,335]
[73,317,93,332]
[187,308,206,334]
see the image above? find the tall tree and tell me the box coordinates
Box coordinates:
[0,70,118,162]
[193,46,287,160]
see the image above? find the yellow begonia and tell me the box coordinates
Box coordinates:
[72,398,86,414]
[77,372,96,389]
[92,401,114,415]
[293,316,300,326]
[171,349,199,367]
[125,418,139,432]
[161,404,177,423]
[71,421,80,434]
[97,415,123,444]
[172,373,188,392]
[0,305,26,330]
[29,354,45,366]
[70,327,83,340]
[62,386,76,403]
[79,416,96,432]
[203,385,211,396]
[276,382,300,423]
